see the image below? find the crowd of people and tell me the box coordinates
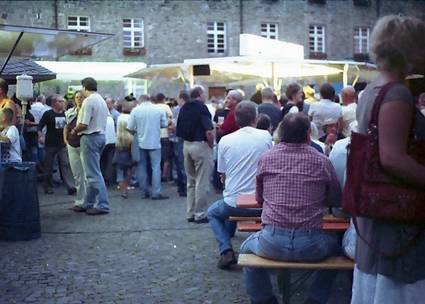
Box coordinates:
[0,14,424,304]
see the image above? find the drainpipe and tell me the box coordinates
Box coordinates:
[239,0,244,34]
[376,0,381,18]
[54,0,58,29]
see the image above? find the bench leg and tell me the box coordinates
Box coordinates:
[278,269,291,304]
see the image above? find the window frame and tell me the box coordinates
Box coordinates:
[122,18,144,49]
[207,21,227,54]
[260,22,279,40]
[308,24,326,53]
[353,26,370,54]
[67,15,90,32]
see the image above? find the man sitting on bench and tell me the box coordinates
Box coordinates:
[208,101,272,269]
[240,113,342,304]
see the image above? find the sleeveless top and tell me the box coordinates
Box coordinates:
[355,80,425,283]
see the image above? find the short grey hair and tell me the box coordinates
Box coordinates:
[370,15,425,76]
[235,100,257,128]
[261,87,275,100]
[227,89,243,102]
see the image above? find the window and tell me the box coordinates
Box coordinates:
[207,21,226,54]
[309,25,325,53]
[354,27,370,54]
[261,23,278,40]
[122,18,144,49]
[67,16,90,32]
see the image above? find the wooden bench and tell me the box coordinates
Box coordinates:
[228,216,261,222]
[238,254,354,304]
[237,222,350,233]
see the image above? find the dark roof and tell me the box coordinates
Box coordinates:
[0,59,56,84]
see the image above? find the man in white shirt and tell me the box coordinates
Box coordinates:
[208,101,272,269]
[308,83,342,138]
[30,95,50,124]
[127,96,169,200]
[340,86,357,137]
[71,77,110,215]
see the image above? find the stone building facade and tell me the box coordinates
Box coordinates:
[2,0,424,64]
[1,0,424,97]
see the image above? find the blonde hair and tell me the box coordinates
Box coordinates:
[370,15,425,77]
[116,120,133,149]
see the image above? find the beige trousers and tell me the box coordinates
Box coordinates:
[183,141,213,220]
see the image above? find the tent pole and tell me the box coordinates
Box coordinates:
[272,62,277,91]
[0,31,24,75]
[343,63,348,87]
[188,65,194,88]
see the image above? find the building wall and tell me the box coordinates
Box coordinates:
[1,0,424,97]
[2,0,424,64]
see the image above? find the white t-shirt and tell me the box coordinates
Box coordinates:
[105,116,116,145]
[328,137,350,187]
[117,113,130,128]
[308,99,343,137]
[1,125,22,162]
[341,103,357,137]
[77,92,109,135]
[218,127,272,207]
[155,103,172,138]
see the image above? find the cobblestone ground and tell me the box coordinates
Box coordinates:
[0,183,352,304]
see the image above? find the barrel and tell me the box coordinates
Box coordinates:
[0,162,41,241]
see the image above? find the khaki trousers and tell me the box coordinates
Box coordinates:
[183,141,213,220]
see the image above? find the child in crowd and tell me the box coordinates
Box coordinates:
[113,120,133,199]
[0,108,22,162]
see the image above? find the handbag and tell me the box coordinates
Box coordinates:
[342,82,425,222]
[65,117,81,148]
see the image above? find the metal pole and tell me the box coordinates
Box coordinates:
[0,31,24,75]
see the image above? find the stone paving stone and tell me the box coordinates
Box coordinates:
[0,184,352,303]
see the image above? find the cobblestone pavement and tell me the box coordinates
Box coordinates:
[0,183,352,304]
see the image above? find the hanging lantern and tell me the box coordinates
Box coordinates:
[16,74,33,117]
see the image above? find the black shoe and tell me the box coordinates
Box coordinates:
[86,208,109,215]
[194,217,209,224]
[152,194,169,200]
[178,191,187,197]
[69,205,86,213]
[217,250,237,269]
[142,193,150,199]
[68,188,77,195]
[121,192,128,199]
[187,217,195,223]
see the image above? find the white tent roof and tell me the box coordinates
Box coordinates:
[35,61,147,81]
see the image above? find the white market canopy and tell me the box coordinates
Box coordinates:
[125,34,345,88]
[35,61,147,81]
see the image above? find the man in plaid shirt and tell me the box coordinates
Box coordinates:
[240,113,342,304]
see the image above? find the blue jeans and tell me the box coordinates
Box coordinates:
[240,225,341,304]
[80,134,109,211]
[208,199,262,254]
[173,138,186,193]
[137,148,161,197]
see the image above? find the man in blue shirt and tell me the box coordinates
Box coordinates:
[127,96,169,200]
